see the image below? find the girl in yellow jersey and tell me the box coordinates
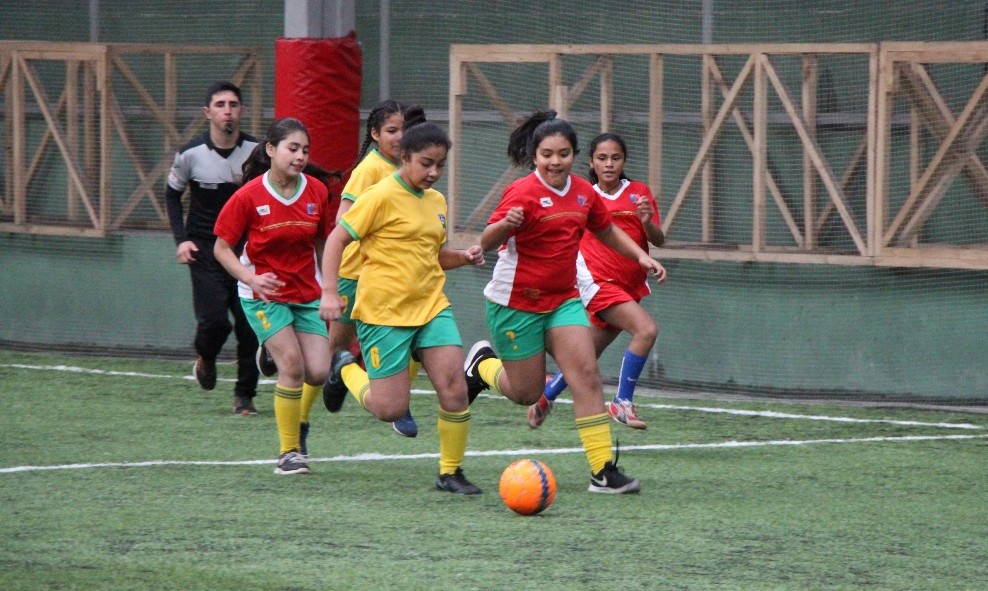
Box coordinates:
[319,123,486,494]
[328,99,426,438]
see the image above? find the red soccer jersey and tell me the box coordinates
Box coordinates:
[214,172,331,304]
[578,179,660,301]
[484,171,612,313]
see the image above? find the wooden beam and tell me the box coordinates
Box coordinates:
[701,55,713,243]
[647,54,662,209]
[465,63,519,126]
[884,68,988,245]
[12,51,26,224]
[448,54,465,239]
[761,55,867,254]
[752,54,767,253]
[708,58,803,247]
[663,54,757,233]
[17,55,99,228]
[898,62,988,207]
[566,55,608,108]
[463,165,521,230]
[802,55,818,249]
[107,94,167,228]
[599,55,613,132]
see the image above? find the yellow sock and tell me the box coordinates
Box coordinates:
[408,359,422,381]
[437,408,471,475]
[300,382,320,424]
[576,413,613,474]
[477,358,503,394]
[274,384,303,454]
[341,363,371,409]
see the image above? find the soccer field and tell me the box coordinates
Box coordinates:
[1,350,986,591]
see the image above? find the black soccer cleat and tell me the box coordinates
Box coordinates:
[463,340,497,403]
[255,344,278,377]
[323,350,356,413]
[588,461,641,494]
[436,468,482,495]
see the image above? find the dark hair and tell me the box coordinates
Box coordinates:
[241,117,309,184]
[506,110,579,168]
[356,100,429,160]
[402,104,427,130]
[399,123,451,158]
[302,161,343,186]
[204,81,242,107]
[586,132,630,185]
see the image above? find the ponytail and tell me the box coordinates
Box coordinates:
[506,110,578,168]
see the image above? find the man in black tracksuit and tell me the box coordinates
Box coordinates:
[165,81,260,415]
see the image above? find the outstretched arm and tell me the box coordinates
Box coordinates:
[593,223,667,284]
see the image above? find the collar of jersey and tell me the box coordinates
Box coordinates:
[392,172,425,197]
[594,178,630,201]
[262,171,308,205]
[534,169,571,196]
[371,148,399,168]
[205,131,246,153]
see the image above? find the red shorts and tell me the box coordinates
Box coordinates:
[585,281,638,330]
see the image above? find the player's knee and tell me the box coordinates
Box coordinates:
[632,320,658,348]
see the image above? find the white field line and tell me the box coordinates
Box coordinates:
[475,394,985,430]
[2,363,985,476]
[4,363,985,430]
[2,433,986,475]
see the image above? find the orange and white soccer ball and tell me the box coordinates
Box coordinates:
[499,459,557,515]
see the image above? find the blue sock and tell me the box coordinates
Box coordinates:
[615,350,648,402]
[543,371,568,402]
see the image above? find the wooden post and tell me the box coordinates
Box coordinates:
[648,53,662,217]
[12,52,26,225]
[802,54,817,250]
[448,51,466,242]
[701,54,713,243]
[752,54,767,253]
[67,59,80,222]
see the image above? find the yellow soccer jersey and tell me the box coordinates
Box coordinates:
[339,149,398,280]
[339,173,450,327]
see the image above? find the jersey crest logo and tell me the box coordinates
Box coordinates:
[539,197,554,207]
[438,213,447,229]
[307,203,316,214]
[256,205,270,215]
[577,195,586,206]
[630,193,639,203]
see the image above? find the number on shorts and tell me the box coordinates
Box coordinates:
[368,346,381,369]
[255,310,272,330]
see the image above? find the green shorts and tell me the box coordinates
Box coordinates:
[485,298,589,361]
[355,307,463,379]
[335,277,358,325]
[241,298,328,344]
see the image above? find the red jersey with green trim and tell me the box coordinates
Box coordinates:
[484,171,612,313]
[577,179,660,301]
[214,172,331,303]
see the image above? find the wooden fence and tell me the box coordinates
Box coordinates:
[449,42,988,269]
[0,42,262,237]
